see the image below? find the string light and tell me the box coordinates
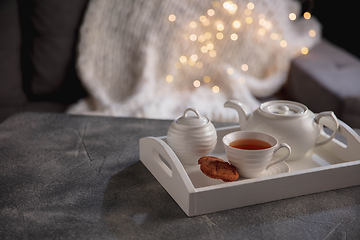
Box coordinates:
[209,50,217,57]
[223,1,231,9]
[280,40,287,48]
[189,21,197,28]
[200,15,210,26]
[245,9,252,15]
[198,35,206,42]
[168,14,176,22]
[233,20,241,28]
[168,2,315,91]
[204,32,212,39]
[212,86,220,93]
[196,62,203,69]
[303,12,311,20]
[202,19,210,26]
[223,1,238,14]
[199,15,207,22]
[241,64,249,71]
[289,13,296,21]
[259,19,266,26]
[270,33,278,40]
[309,29,316,37]
[246,17,253,24]
[258,28,266,36]
[230,33,238,41]
[231,3,238,10]
[189,34,197,41]
[179,56,187,64]
[265,21,272,29]
[229,6,237,14]
[207,9,215,16]
[212,1,220,8]
[301,47,309,55]
[166,75,173,82]
[207,42,214,50]
[190,54,198,61]
[217,23,225,31]
[247,2,255,10]
[227,68,234,74]
[193,80,201,87]
[201,46,208,53]
[203,76,211,83]
[216,32,224,40]
[189,60,196,66]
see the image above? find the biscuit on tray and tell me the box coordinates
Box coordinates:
[198,156,239,182]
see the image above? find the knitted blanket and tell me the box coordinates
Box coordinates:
[68,0,321,122]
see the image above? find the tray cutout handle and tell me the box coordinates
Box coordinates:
[139,137,195,193]
[315,112,340,147]
[320,119,360,162]
[323,127,347,149]
[152,149,172,177]
[318,116,347,149]
[140,136,197,216]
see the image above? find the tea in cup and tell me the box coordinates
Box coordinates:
[222,131,291,178]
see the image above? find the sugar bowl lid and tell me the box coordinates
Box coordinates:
[175,108,209,127]
[260,100,308,116]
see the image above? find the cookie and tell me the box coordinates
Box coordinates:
[198,156,239,182]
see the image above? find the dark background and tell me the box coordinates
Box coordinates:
[307,0,360,59]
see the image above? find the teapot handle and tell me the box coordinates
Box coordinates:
[183,108,201,119]
[314,111,340,146]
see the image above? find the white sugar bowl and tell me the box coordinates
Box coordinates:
[167,108,217,165]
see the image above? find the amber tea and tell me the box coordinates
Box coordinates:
[229,138,272,150]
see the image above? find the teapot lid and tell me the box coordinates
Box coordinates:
[260,100,308,117]
[175,108,209,126]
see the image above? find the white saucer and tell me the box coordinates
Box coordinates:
[188,155,290,186]
[259,161,290,177]
[216,155,290,179]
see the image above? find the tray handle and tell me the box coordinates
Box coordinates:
[139,137,196,216]
[319,118,360,161]
[139,136,196,202]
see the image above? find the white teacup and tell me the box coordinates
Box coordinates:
[223,131,291,178]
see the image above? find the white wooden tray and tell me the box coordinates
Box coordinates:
[139,119,360,216]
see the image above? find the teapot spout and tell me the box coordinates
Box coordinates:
[224,100,252,130]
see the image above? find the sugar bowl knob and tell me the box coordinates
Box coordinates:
[167,108,217,165]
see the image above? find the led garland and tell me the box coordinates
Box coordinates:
[166,1,316,93]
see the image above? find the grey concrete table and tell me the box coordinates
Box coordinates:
[1,112,360,239]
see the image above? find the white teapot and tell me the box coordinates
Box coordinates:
[224,100,340,161]
[167,108,217,165]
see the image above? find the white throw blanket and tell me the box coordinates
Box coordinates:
[68,0,321,122]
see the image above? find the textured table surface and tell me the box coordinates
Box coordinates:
[1,112,360,240]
